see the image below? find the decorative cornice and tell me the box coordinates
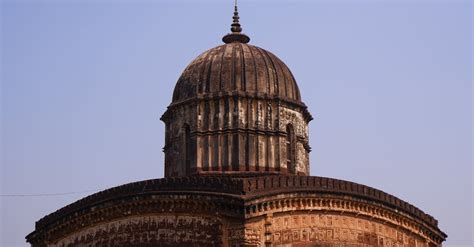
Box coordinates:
[26,175,446,245]
[244,194,446,244]
[161,91,312,123]
[27,192,244,245]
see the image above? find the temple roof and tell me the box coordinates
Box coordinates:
[171,3,302,105]
[171,43,302,104]
[31,175,443,235]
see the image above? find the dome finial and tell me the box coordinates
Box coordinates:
[222,0,250,44]
[230,0,242,33]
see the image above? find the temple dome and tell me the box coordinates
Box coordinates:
[161,4,313,178]
[171,42,302,104]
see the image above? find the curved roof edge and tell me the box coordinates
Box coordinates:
[29,175,446,240]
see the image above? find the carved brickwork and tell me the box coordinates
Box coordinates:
[277,105,310,175]
[162,96,311,177]
[228,227,261,247]
[245,213,428,247]
[26,176,446,247]
[278,106,308,137]
[53,215,223,247]
[163,103,198,177]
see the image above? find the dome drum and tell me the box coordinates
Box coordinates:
[162,95,311,177]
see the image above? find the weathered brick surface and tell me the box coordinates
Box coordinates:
[160,42,312,177]
[26,176,446,246]
[52,216,224,247]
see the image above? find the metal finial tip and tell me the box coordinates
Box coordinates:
[230,3,241,33]
[222,0,250,44]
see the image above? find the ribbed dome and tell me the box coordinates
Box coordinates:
[172,42,302,104]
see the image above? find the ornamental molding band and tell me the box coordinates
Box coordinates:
[26,2,446,247]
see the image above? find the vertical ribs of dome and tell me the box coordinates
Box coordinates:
[162,43,312,177]
[171,43,302,103]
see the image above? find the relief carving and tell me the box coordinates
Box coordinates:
[264,213,423,247]
[239,106,245,127]
[197,104,202,129]
[256,101,263,129]
[52,216,223,247]
[266,102,272,129]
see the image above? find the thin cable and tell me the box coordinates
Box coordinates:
[0,189,100,197]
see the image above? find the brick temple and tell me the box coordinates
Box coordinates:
[26,4,447,247]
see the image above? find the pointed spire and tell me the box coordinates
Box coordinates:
[222,0,250,44]
[230,2,242,33]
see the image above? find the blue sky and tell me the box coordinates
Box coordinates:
[1,0,472,246]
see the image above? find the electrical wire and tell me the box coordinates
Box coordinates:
[0,189,100,197]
